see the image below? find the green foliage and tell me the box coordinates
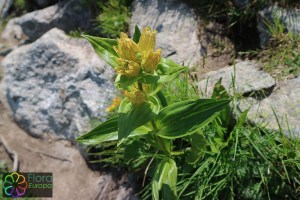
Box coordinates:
[77,26,231,199]
[69,30,85,38]
[13,0,34,15]
[156,99,230,139]
[184,0,299,27]
[77,26,300,199]
[118,102,155,140]
[96,0,133,38]
[176,124,300,200]
[82,35,119,67]
[13,0,26,10]
[152,158,177,200]
[258,16,300,79]
[237,12,300,80]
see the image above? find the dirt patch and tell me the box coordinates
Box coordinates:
[0,97,135,200]
[193,21,235,76]
[0,100,99,200]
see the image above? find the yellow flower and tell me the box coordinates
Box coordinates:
[116,58,140,77]
[124,89,147,105]
[114,33,140,63]
[113,27,162,77]
[138,27,157,59]
[106,97,122,112]
[141,49,161,73]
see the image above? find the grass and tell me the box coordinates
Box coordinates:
[95,0,133,38]
[240,15,300,80]
[234,9,300,80]
[175,123,300,199]
[84,69,300,199]
[258,31,300,80]
[71,0,132,38]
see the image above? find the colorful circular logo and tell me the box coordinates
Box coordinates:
[3,172,28,198]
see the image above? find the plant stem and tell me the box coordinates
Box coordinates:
[171,151,185,156]
[151,120,171,156]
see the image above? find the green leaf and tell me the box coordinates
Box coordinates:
[187,133,207,164]
[152,158,177,200]
[133,25,141,43]
[145,134,171,154]
[140,67,187,84]
[76,117,118,145]
[115,74,142,89]
[76,112,153,145]
[156,91,168,107]
[155,99,196,128]
[130,125,153,137]
[134,58,188,85]
[159,57,181,69]
[149,95,161,114]
[237,108,249,128]
[156,99,231,139]
[82,35,119,68]
[118,103,156,140]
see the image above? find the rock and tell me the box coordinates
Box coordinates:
[35,0,58,8]
[258,6,300,47]
[1,18,26,45]
[2,0,91,42]
[130,0,202,66]
[239,77,300,136]
[1,28,116,139]
[97,175,138,200]
[198,61,276,96]
[0,0,13,18]
[232,0,250,9]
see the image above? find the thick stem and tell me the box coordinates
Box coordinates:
[151,120,171,155]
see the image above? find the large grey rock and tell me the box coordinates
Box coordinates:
[239,77,300,136]
[130,0,202,66]
[2,0,91,42]
[97,175,138,200]
[1,28,116,139]
[0,0,13,18]
[198,61,276,96]
[258,6,300,47]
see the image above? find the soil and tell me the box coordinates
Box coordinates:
[0,100,104,200]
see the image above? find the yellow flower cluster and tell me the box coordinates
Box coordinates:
[113,27,161,105]
[114,27,162,77]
